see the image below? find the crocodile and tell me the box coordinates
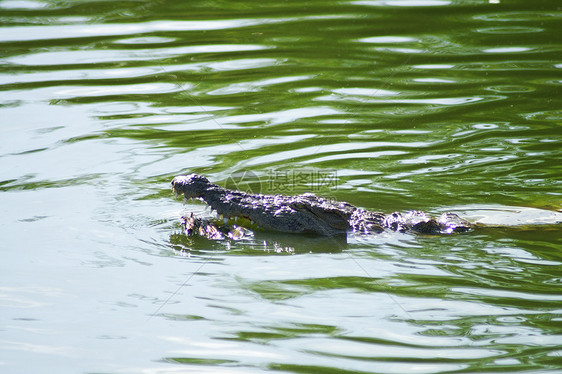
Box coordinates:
[171,174,472,240]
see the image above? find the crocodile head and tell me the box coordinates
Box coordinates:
[171,174,213,199]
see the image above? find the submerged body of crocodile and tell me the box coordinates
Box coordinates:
[171,174,471,239]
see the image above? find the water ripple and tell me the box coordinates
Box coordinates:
[2,1,561,373]
[0,19,278,42]
[4,44,269,66]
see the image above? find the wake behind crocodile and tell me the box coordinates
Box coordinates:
[444,204,562,227]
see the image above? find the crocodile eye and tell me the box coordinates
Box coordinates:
[289,202,305,209]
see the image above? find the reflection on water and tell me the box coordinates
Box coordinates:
[1,0,561,372]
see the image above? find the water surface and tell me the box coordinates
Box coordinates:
[1,0,561,373]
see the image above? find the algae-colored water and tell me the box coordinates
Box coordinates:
[1,0,561,373]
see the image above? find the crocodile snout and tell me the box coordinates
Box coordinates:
[171,174,211,199]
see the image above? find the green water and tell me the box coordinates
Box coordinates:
[1,0,561,373]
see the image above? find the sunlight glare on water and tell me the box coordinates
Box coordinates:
[1,0,561,373]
